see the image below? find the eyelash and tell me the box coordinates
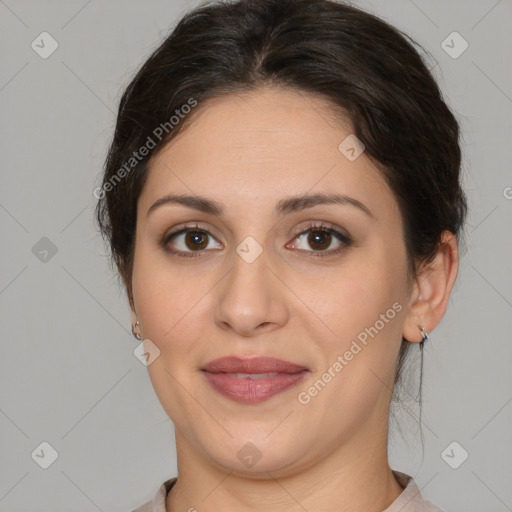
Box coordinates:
[161,221,353,259]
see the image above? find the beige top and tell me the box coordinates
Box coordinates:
[132,470,444,512]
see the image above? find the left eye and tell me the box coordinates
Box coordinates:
[288,224,352,257]
[288,226,350,255]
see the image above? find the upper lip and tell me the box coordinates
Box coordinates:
[201,356,308,374]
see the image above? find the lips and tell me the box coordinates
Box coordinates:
[201,356,308,374]
[201,356,309,404]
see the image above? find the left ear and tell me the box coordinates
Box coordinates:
[403,230,460,342]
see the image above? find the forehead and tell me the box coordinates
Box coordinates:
[156,86,354,163]
[141,87,398,223]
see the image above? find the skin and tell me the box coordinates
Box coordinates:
[129,86,459,511]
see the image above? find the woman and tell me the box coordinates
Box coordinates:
[95,0,467,510]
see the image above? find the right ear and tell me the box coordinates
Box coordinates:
[129,307,142,340]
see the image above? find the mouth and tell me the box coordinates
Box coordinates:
[218,372,281,379]
[201,356,309,404]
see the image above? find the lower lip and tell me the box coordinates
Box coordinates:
[202,370,309,404]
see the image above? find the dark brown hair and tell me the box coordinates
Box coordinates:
[95,0,467,433]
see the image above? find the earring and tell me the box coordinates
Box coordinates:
[419,324,429,342]
[131,319,142,340]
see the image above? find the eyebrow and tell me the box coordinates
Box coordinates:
[147,192,375,219]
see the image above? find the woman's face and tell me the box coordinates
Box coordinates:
[131,87,413,476]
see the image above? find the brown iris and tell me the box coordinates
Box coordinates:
[185,230,209,251]
[307,229,332,251]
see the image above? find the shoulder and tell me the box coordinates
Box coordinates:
[383,471,445,512]
[131,477,177,512]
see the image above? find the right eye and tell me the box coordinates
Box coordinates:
[162,224,223,257]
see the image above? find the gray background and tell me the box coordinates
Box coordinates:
[1,0,511,510]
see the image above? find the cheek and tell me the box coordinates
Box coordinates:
[133,270,206,346]
[294,270,405,434]
[131,251,212,426]
[303,256,401,340]
[131,244,223,365]
[295,247,407,408]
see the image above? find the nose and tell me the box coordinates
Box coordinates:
[213,245,289,337]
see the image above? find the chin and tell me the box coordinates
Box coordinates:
[196,431,309,477]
